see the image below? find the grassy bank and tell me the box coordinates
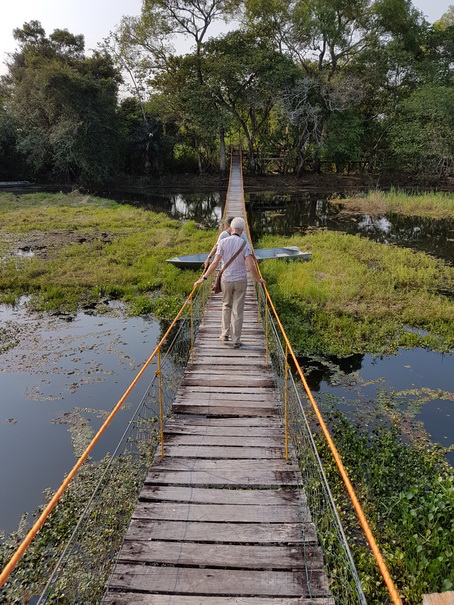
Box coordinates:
[0,192,213,316]
[310,400,454,603]
[335,189,454,219]
[259,231,454,356]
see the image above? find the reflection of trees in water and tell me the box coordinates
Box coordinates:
[296,353,364,392]
[348,213,454,265]
[246,192,454,265]
[101,190,226,230]
[247,194,335,238]
[169,192,226,227]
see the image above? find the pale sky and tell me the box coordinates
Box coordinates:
[0,0,452,76]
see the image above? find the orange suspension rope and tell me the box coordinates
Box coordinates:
[235,152,402,605]
[0,285,198,588]
[258,282,403,605]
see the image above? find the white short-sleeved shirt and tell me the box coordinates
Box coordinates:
[217,234,252,282]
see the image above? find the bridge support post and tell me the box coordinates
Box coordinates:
[157,348,164,458]
[284,343,289,460]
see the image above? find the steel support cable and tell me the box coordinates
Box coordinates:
[253,271,403,605]
[0,285,199,588]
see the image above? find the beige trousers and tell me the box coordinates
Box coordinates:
[220,278,248,345]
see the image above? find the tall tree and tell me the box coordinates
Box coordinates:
[2,22,122,184]
[203,31,296,172]
[388,85,454,180]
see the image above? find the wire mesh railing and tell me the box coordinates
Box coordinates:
[0,283,208,605]
[256,284,368,605]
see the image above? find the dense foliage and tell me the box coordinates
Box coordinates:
[0,1,453,183]
[311,400,454,603]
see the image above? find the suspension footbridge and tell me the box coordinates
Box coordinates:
[0,152,405,604]
[102,153,333,603]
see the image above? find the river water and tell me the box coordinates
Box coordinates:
[0,186,453,535]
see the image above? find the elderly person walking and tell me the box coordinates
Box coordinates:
[194,217,265,349]
[203,216,249,270]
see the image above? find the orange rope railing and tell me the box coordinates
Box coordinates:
[259,283,403,604]
[0,284,198,589]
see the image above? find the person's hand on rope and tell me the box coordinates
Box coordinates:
[194,275,208,287]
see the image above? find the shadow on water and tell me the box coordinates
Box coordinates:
[246,191,454,266]
[297,348,454,465]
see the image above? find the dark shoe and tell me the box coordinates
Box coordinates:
[233,342,242,349]
[219,335,229,341]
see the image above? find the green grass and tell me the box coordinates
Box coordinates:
[312,401,454,604]
[0,191,119,214]
[0,193,214,316]
[259,231,454,356]
[334,189,454,219]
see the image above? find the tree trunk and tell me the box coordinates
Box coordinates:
[194,136,203,175]
[296,135,307,177]
[219,126,226,176]
[247,137,255,174]
[144,139,151,174]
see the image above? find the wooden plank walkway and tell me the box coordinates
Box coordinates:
[103,155,334,604]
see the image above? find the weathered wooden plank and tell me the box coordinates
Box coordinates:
[107,565,330,597]
[164,434,286,447]
[103,594,335,605]
[125,519,317,543]
[162,445,285,458]
[185,367,270,375]
[182,378,275,387]
[195,349,265,357]
[174,390,279,402]
[172,405,278,417]
[171,402,279,413]
[132,502,309,523]
[200,324,263,330]
[165,417,281,427]
[423,593,454,605]
[145,469,298,486]
[181,385,277,394]
[152,458,297,472]
[164,425,283,436]
[117,541,323,570]
[193,357,267,365]
[172,406,278,417]
[173,395,278,407]
[138,486,300,505]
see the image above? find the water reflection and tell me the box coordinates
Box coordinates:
[103,189,226,230]
[0,303,161,535]
[298,348,454,465]
[246,191,454,265]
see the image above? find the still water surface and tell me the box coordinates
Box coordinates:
[0,186,452,535]
[0,303,160,534]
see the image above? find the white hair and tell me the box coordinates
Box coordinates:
[230,217,245,231]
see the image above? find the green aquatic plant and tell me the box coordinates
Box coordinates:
[0,194,213,317]
[334,189,454,219]
[309,400,454,604]
[259,231,454,356]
